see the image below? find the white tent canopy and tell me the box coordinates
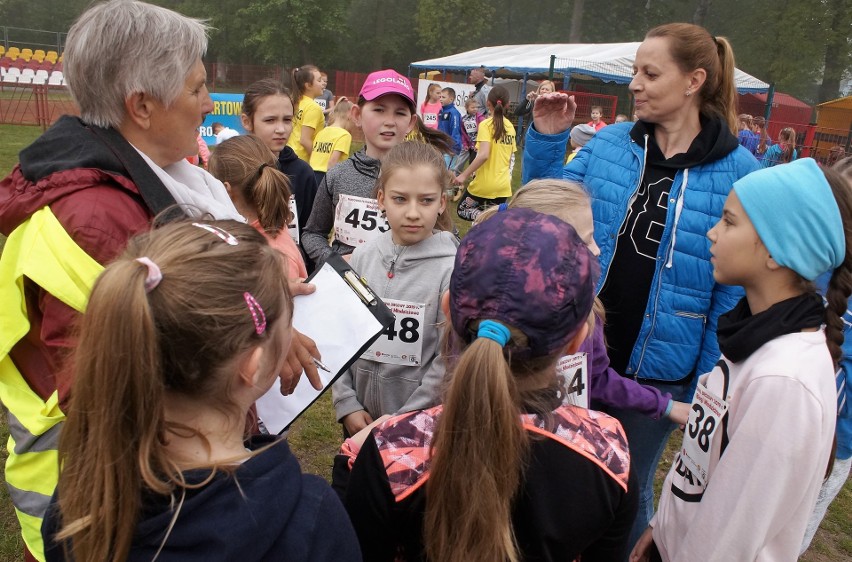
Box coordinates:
[411,43,769,94]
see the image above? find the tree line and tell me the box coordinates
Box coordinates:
[1,0,850,104]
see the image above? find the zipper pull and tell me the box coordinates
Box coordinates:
[388,259,396,279]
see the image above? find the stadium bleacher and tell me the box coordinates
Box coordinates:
[0,45,66,87]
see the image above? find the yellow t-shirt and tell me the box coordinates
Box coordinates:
[288,97,325,161]
[468,117,516,199]
[309,126,352,173]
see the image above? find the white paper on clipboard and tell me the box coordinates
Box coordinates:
[255,262,384,433]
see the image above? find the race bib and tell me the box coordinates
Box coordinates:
[423,112,438,127]
[362,299,426,366]
[334,194,390,247]
[315,98,327,110]
[287,195,299,245]
[680,382,728,487]
[464,118,478,134]
[556,353,588,408]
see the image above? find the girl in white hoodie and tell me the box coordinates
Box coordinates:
[632,158,852,562]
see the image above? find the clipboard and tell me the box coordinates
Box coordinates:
[255,253,394,434]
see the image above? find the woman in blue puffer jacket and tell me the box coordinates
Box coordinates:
[522,22,760,555]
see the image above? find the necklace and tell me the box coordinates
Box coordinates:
[387,244,407,279]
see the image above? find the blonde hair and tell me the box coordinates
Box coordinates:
[56,220,290,562]
[328,98,353,129]
[208,135,294,236]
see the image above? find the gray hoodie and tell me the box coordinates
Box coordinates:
[301,149,381,264]
[332,230,458,421]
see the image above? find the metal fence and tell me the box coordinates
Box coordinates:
[0,83,78,129]
[1,27,66,54]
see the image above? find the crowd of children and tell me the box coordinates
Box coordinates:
[3,4,851,560]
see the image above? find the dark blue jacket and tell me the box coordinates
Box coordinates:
[43,437,361,561]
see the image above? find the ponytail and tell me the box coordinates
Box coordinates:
[425,328,526,562]
[209,135,294,236]
[409,115,455,154]
[57,261,174,562]
[487,85,511,143]
[253,164,294,235]
[713,37,738,134]
[290,64,319,106]
[823,165,852,368]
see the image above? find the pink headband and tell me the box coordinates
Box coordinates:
[135,257,162,293]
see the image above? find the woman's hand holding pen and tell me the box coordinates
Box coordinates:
[278,279,324,395]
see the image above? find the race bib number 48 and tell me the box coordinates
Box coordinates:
[334,194,390,247]
[362,299,426,366]
[556,353,588,408]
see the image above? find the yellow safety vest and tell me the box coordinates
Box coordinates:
[0,207,103,561]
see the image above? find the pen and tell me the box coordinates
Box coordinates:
[313,358,331,373]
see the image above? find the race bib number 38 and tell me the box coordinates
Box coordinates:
[334,194,390,247]
[362,299,426,366]
[556,353,588,408]
[680,382,728,487]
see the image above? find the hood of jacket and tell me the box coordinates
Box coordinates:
[349,148,382,181]
[372,229,459,274]
[629,114,739,170]
[131,438,312,560]
[0,116,141,234]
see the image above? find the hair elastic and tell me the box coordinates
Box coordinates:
[496,99,503,106]
[135,257,162,293]
[497,202,509,212]
[192,223,239,245]
[243,292,267,335]
[477,319,511,347]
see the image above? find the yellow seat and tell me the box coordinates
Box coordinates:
[45,50,57,63]
[33,49,45,62]
[0,46,5,57]
[7,47,20,59]
[20,48,33,62]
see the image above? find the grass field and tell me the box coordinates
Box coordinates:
[0,123,850,561]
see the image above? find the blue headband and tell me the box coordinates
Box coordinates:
[477,320,511,346]
[733,158,845,281]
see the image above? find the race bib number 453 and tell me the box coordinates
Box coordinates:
[334,194,390,247]
[362,299,426,366]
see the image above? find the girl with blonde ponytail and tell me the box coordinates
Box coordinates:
[44,220,359,562]
[334,208,638,562]
[209,134,307,279]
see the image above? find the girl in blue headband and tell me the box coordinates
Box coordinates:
[632,157,852,562]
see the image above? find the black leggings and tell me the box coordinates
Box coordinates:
[456,189,508,222]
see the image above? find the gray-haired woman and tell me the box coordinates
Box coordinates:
[0,2,320,560]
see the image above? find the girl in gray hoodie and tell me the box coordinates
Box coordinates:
[332,142,458,436]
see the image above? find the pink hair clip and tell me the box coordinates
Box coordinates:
[192,223,239,245]
[243,292,267,335]
[135,257,162,293]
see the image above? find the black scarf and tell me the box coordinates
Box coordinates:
[716,293,825,363]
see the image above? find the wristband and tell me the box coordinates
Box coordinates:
[664,399,674,418]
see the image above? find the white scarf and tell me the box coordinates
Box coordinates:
[133,147,245,222]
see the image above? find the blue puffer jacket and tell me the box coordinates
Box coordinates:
[523,121,760,383]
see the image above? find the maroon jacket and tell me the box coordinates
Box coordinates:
[0,116,177,408]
